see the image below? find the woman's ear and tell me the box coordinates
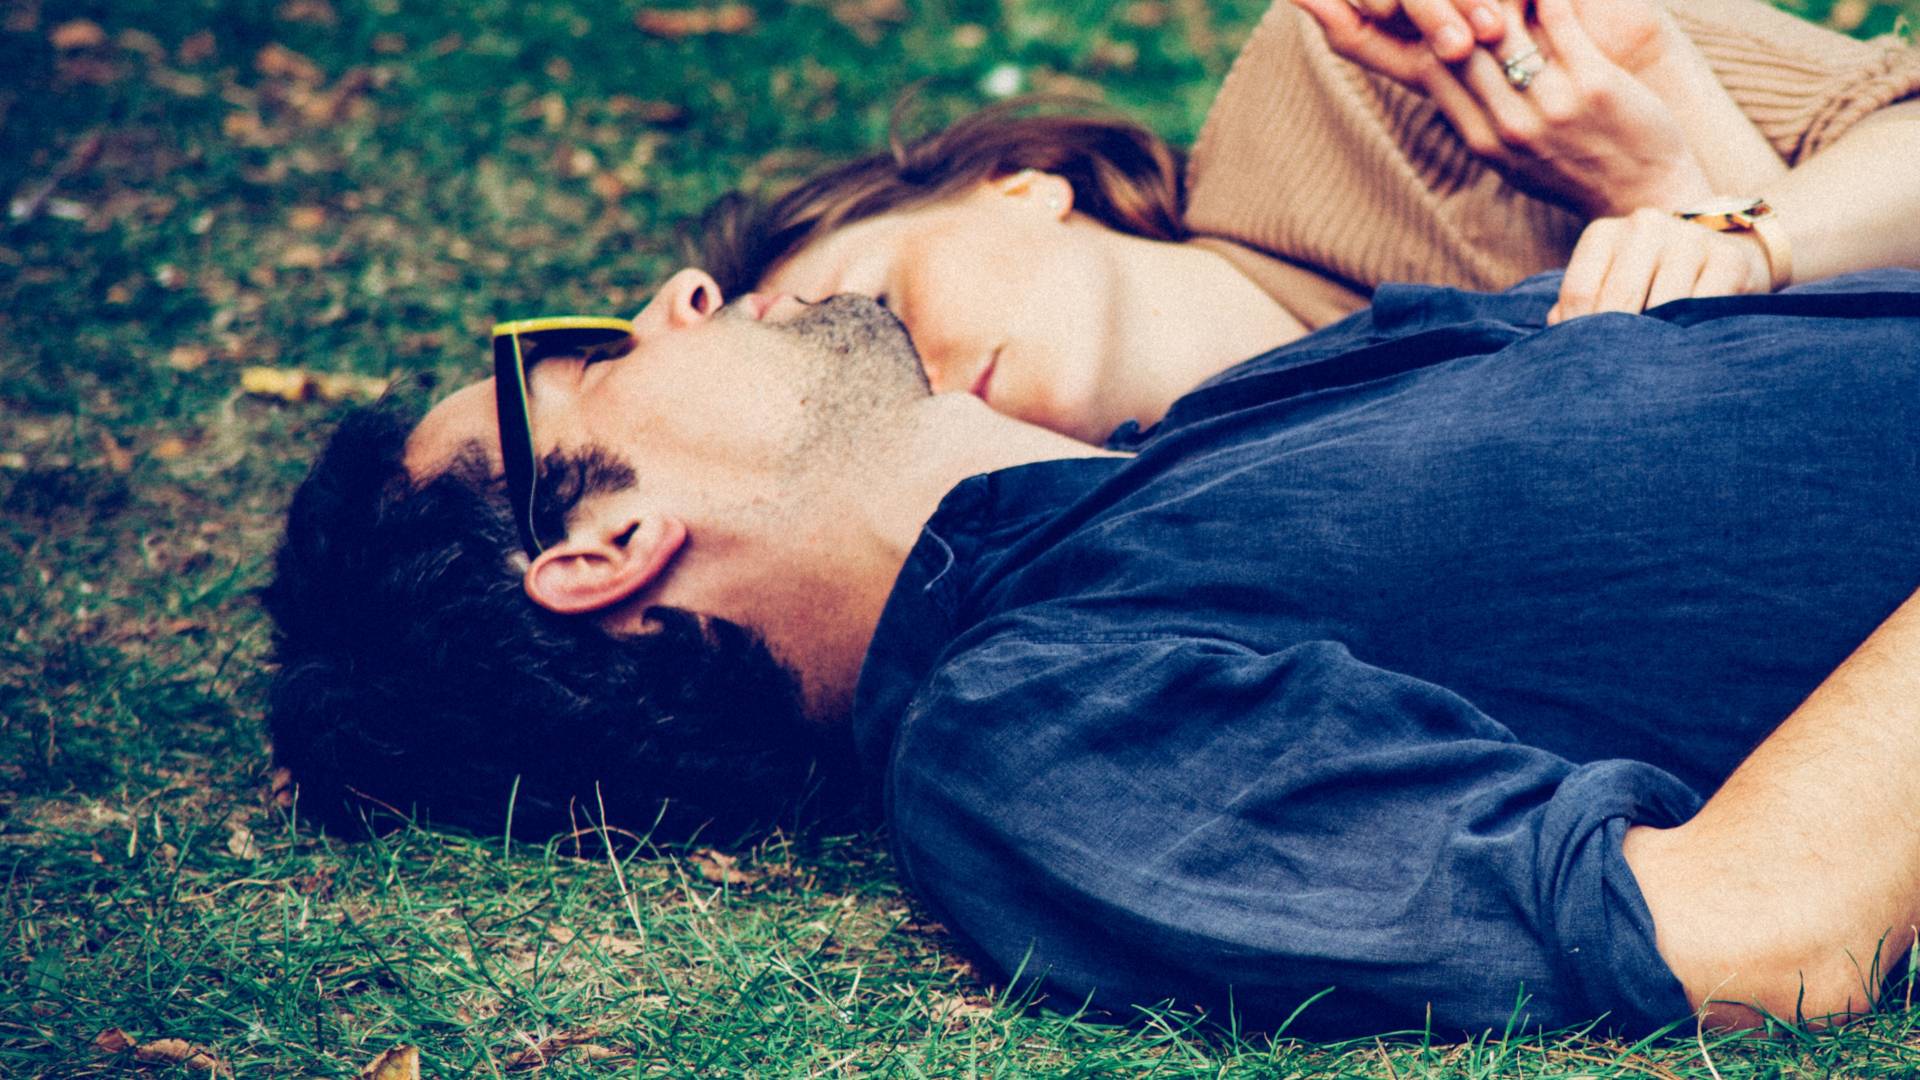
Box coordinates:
[996,168,1075,220]
[523,514,689,616]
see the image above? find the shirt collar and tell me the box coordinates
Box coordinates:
[849,457,1131,779]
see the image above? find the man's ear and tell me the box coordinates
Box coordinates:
[995,168,1074,220]
[523,514,689,616]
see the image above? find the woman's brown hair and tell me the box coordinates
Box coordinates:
[691,97,1190,297]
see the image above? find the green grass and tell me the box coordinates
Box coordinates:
[5,0,1920,1075]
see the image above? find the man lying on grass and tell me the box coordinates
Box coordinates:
[263,266,1920,1040]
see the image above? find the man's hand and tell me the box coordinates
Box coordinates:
[1293,0,1713,218]
[1549,209,1772,323]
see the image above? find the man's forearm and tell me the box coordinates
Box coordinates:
[1625,584,1920,1027]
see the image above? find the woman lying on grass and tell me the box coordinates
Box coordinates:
[694,0,1920,444]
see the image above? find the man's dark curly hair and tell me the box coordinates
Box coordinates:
[261,401,863,845]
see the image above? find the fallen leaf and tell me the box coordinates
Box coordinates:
[240,366,309,401]
[178,30,217,65]
[269,766,296,808]
[165,617,205,634]
[153,436,192,459]
[168,345,211,371]
[278,242,328,269]
[98,432,133,474]
[501,1030,628,1071]
[606,96,688,126]
[51,19,106,49]
[371,32,406,54]
[830,0,906,44]
[949,23,988,49]
[687,848,758,885]
[287,205,326,230]
[134,1038,227,1074]
[357,1044,420,1080]
[94,1028,136,1053]
[310,372,390,402]
[255,42,323,83]
[927,992,996,1027]
[635,5,756,37]
[225,819,260,860]
[278,0,338,26]
[115,29,166,60]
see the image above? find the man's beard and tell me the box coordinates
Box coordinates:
[771,294,932,399]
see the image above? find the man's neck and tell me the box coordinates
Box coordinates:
[769,395,1121,722]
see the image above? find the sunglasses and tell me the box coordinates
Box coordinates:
[491,316,638,558]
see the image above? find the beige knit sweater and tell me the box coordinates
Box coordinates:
[1185,0,1920,328]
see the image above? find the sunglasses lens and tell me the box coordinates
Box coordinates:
[516,325,635,366]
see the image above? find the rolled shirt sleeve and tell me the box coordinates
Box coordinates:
[883,635,1702,1039]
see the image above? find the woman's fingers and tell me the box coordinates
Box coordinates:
[1393,0,1506,60]
[1553,212,1774,324]
[1291,0,1436,85]
[1314,0,1501,63]
[1553,217,1623,323]
[1590,211,1671,314]
[1644,239,1709,310]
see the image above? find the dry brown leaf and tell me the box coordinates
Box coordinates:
[240,366,389,404]
[165,617,206,635]
[51,19,106,49]
[1121,0,1169,26]
[949,23,988,49]
[358,1044,420,1080]
[240,366,310,401]
[93,1028,135,1053]
[153,436,193,459]
[501,1030,627,1071]
[269,766,297,809]
[279,0,338,26]
[687,848,757,885]
[287,205,326,230]
[311,372,390,402]
[606,96,687,126]
[927,992,996,1027]
[830,0,906,44]
[255,42,323,83]
[134,1038,227,1074]
[178,30,217,65]
[635,5,756,38]
[168,345,211,371]
[278,242,327,269]
[116,28,166,60]
[225,820,260,860]
[98,431,134,474]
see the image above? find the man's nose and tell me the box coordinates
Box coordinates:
[632,268,724,336]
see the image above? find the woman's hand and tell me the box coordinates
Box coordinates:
[1548,208,1771,323]
[1345,0,1508,63]
[1292,0,1713,219]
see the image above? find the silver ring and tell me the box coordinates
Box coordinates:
[1501,46,1544,91]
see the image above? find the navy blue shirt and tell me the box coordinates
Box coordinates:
[850,271,1920,1039]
